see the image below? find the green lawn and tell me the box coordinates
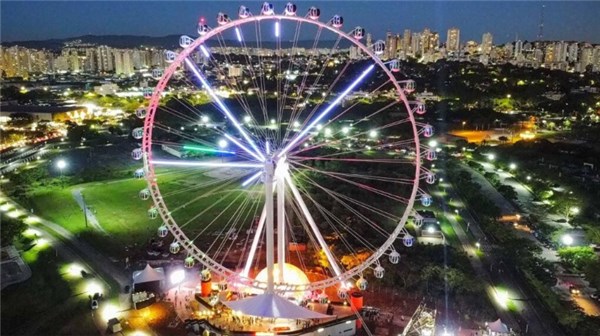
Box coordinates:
[28,168,260,258]
[1,240,96,336]
[29,187,86,233]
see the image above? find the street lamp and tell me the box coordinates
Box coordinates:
[509,163,517,170]
[56,159,67,176]
[217,139,228,149]
[487,153,495,161]
[561,234,574,246]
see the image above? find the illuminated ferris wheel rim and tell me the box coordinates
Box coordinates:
[141,5,423,294]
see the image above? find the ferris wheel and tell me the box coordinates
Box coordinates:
[134,2,435,300]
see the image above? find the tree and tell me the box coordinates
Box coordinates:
[558,246,597,272]
[0,216,26,247]
[498,185,518,201]
[483,171,500,186]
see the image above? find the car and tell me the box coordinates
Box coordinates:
[569,285,581,295]
[91,299,99,310]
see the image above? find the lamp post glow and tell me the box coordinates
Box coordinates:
[509,163,517,170]
[218,139,228,149]
[170,269,186,285]
[56,159,67,176]
[561,234,574,246]
[487,153,495,161]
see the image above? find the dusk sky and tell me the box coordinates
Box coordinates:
[2,1,600,44]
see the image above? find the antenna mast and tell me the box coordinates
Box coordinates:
[537,4,545,40]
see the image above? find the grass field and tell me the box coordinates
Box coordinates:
[28,167,261,259]
[1,238,96,336]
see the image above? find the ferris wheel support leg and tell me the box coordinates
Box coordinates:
[277,166,286,283]
[265,161,275,293]
[242,204,266,277]
[284,171,343,278]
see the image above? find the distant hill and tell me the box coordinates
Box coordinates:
[1,34,352,50]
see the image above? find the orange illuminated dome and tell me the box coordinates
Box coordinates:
[254,263,310,300]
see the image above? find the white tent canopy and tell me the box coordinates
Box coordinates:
[487,318,509,333]
[223,293,331,319]
[133,264,165,285]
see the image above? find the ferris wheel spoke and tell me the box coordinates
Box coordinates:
[276,19,303,130]
[292,35,343,130]
[290,156,414,165]
[288,116,412,157]
[151,159,262,168]
[278,63,376,157]
[289,161,410,204]
[230,26,271,139]
[281,25,324,146]
[211,32,272,145]
[188,187,249,243]
[290,160,415,184]
[183,57,265,161]
[291,168,399,234]
[283,170,343,278]
[254,21,270,129]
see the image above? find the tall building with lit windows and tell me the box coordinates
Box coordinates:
[402,29,411,53]
[446,27,460,52]
[96,46,114,73]
[481,32,493,55]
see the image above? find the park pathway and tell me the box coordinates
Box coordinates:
[72,188,108,235]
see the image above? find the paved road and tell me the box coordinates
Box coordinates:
[439,200,520,331]
[436,166,566,336]
[459,162,559,262]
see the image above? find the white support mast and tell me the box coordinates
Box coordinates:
[264,161,275,293]
[276,161,286,283]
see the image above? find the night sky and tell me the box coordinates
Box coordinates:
[2,1,600,44]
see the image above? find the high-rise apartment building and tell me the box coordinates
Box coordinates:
[114,49,134,76]
[446,28,460,52]
[97,46,114,73]
[514,40,523,58]
[481,32,493,55]
[411,32,422,57]
[567,43,579,63]
[420,28,432,55]
[402,29,411,53]
[366,33,373,49]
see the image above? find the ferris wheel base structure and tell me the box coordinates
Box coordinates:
[135,1,436,327]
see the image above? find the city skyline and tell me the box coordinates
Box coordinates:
[2,1,600,45]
